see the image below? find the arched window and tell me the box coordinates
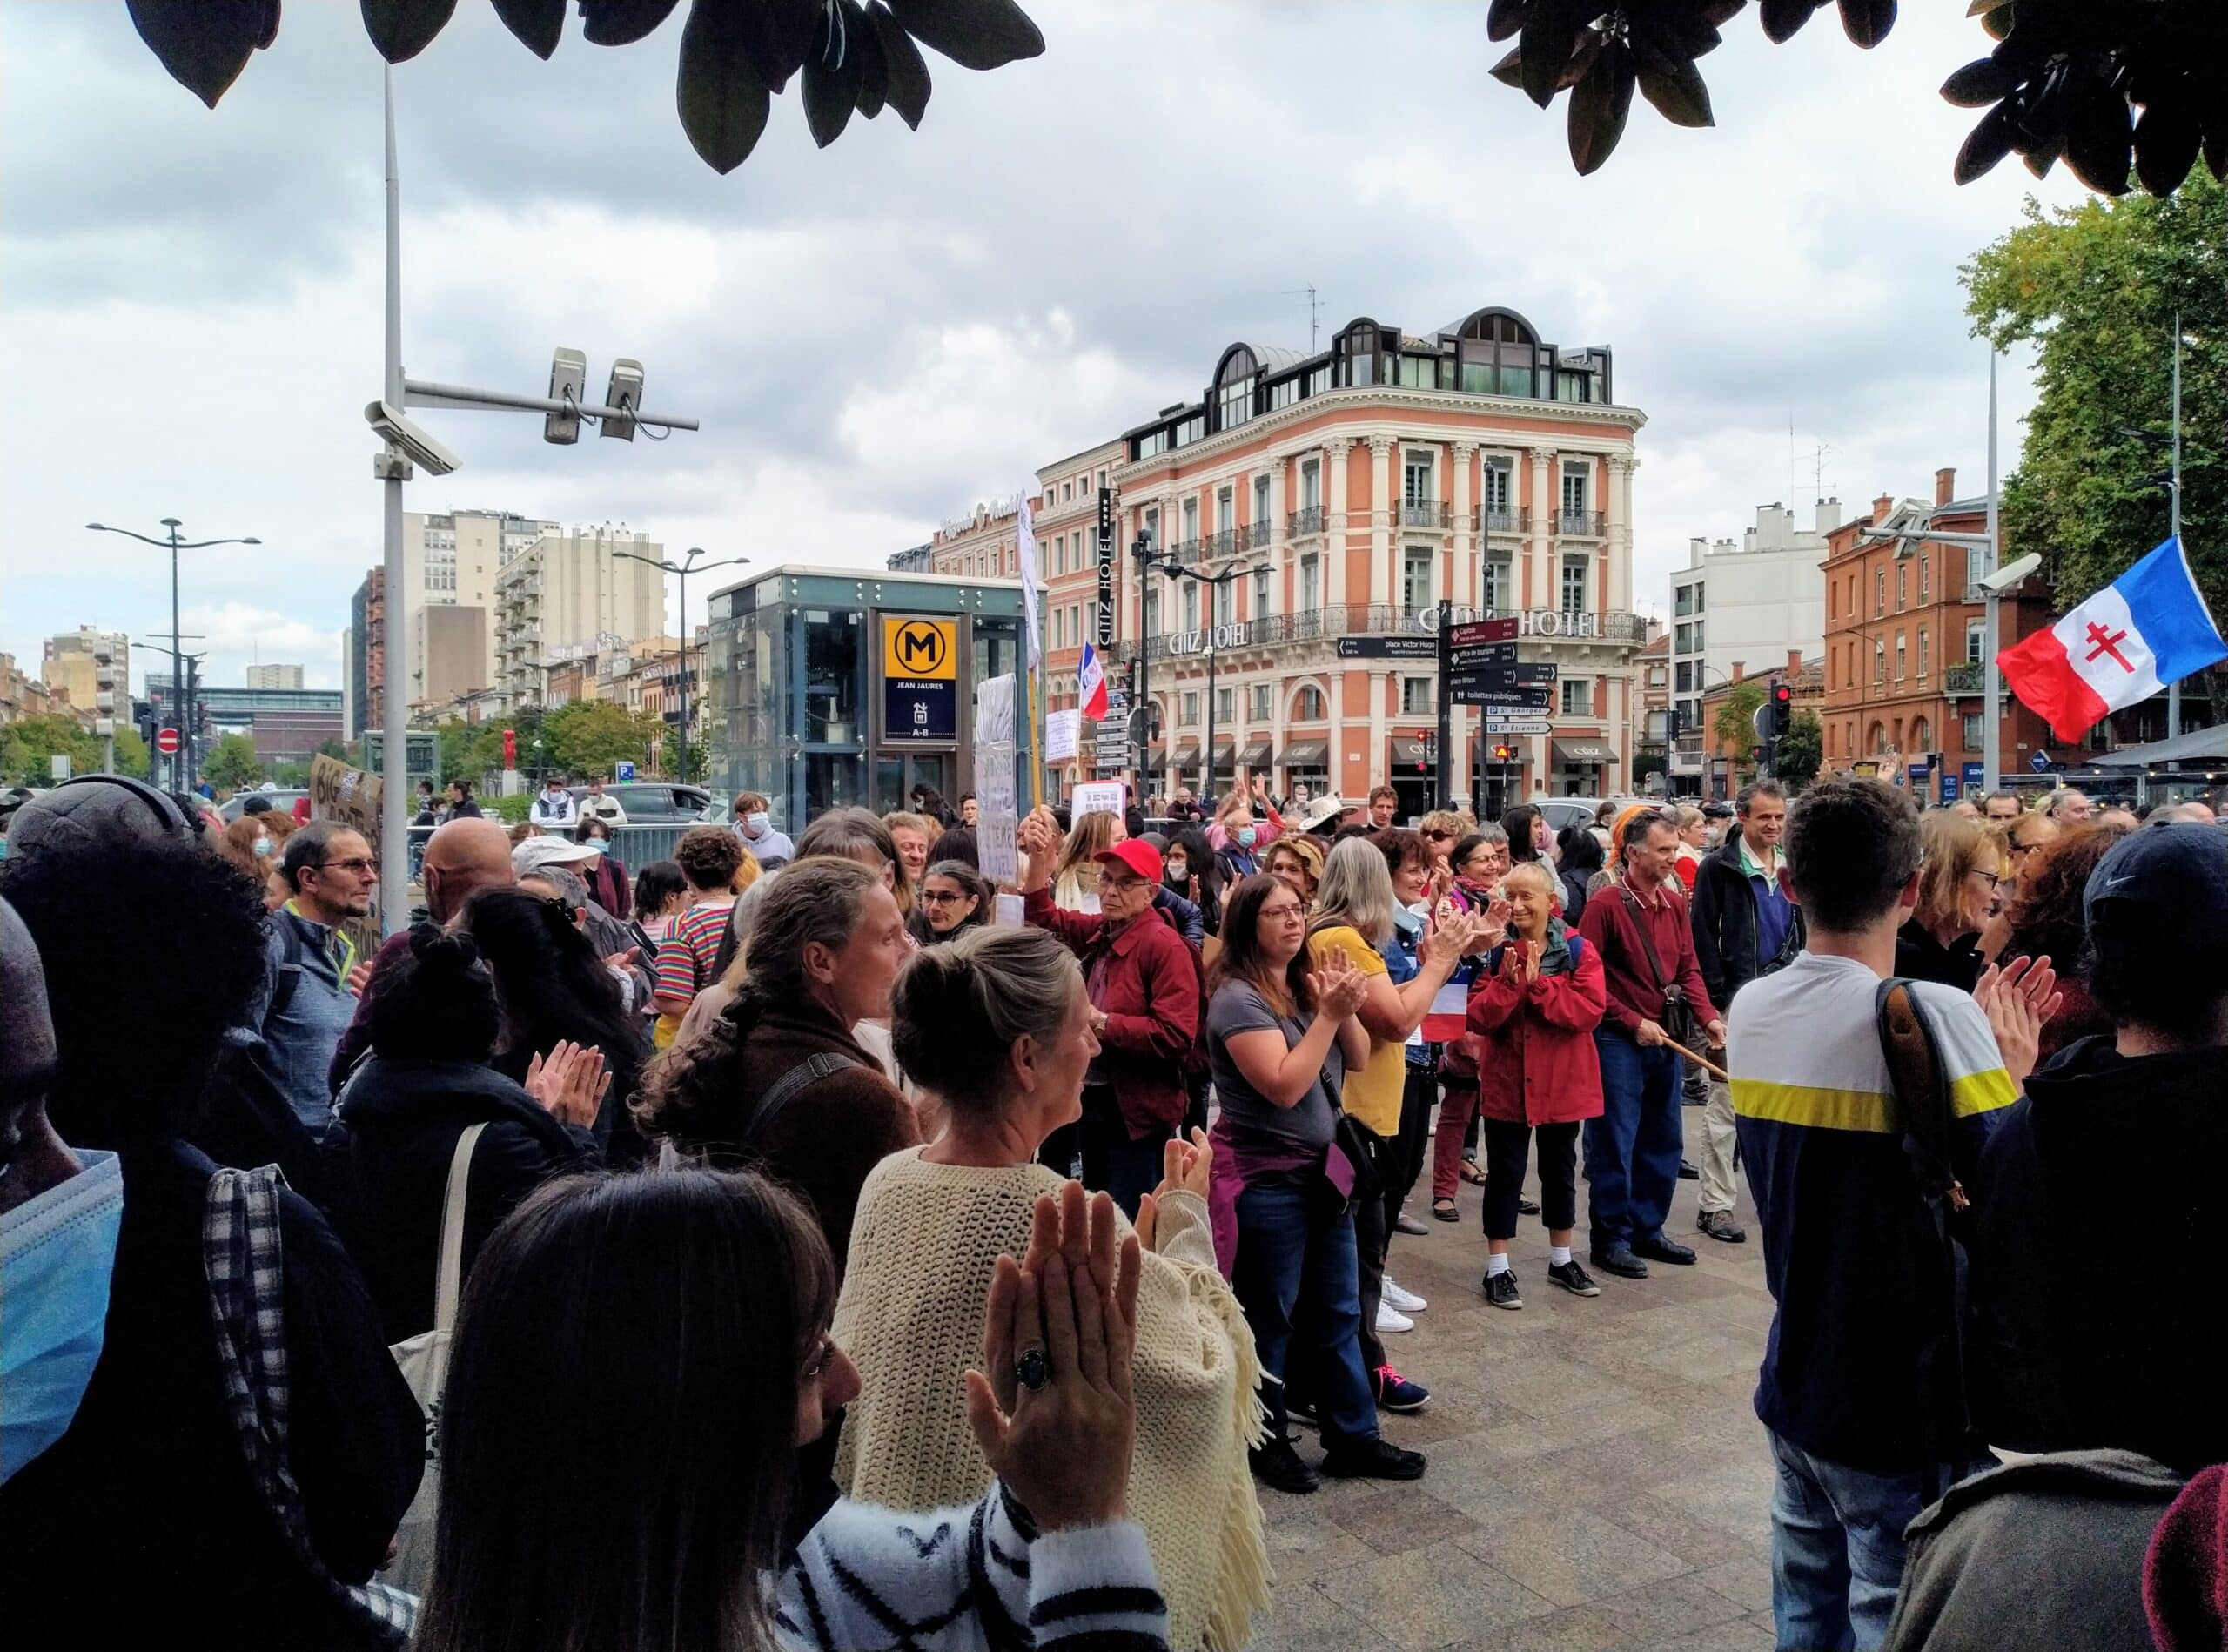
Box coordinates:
[1214,346,1258,432]
[1453,308,1540,396]
[1909,717,1931,751]
[1339,320,1381,387]
[1867,720,1888,755]
[1293,683,1326,722]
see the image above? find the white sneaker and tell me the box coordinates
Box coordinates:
[1382,1278,1428,1314]
[1375,1300,1415,1334]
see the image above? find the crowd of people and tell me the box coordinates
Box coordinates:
[1,762,2224,1652]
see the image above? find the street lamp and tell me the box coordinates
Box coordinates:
[1159,556,1264,803]
[610,547,749,786]
[1128,531,1158,795]
[87,519,258,794]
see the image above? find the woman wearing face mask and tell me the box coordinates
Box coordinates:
[218,813,295,910]
[1164,827,1221,937]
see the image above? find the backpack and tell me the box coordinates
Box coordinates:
[269,917,305,1022]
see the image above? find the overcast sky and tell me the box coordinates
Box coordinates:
[1,0,2090,695]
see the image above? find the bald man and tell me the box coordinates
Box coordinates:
[325,816,517,1094]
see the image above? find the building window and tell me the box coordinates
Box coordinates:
[1554,369,1593,403]
[1397,354,1438,389]
[1299,554,1320,612]
[1897,563,1908,610]
[1299,460,1320,510]
[1919,554,1930,601]
[1268,376,1299,410]
[1963,712,1983,749]
[1182,497,1198,546]
[1675,661,1694,694]
[1251,684,1272,721]
[1216,487,1234,536]
[1294,684,1326,721]
[1896,635,1907,680]
[1875,638,1887,682]
[1143,507,1159,552]
[1181,584,1198,631]
[1182,691,1198,725]
[1252,567,1270,618]
[1966,620,1984,662]
[1213,579,1234,628]
[1560,557,1588,616]
[1875,567,1886,615]
[1481,457,1513,526]
[1400,676,1433,715]
[1482,557,1508,613]
[1402,546,1433,610]
[1560,464,1589,520]
[1918,628,1929,678]
[1561,678,1593,716]
[1675,583,1698,617]
[1216,687,1233,722]
[1910,715,1932,751]
[1402,452,1434,507]
[1252,474,1269,528]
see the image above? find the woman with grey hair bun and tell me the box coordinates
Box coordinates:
[834,925,1270,1652]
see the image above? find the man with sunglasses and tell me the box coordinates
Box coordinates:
[256,821,378,1138]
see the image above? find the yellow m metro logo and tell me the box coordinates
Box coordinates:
[882,617,956,680]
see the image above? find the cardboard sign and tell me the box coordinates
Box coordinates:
[1072,781,1124,819]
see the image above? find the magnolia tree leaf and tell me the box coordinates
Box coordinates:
[1837,0,1896,48]
[730,0,826,91]
[1758,0,1821,44]
[579,0,681,46]
[2133,97,2202,197]
[125,0,278,108]
[1637,53,1714,127]
[849,0,889,115]
[1953,102,2017,183]
[802,0,863,144]
[676,0,772,171]
[887,0,1044,71]
[491,0,565,58]
[359,0,458,64]
[869,0,933,126]
[1567,39,1636,175]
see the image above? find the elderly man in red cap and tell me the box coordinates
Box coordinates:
[1015,803,1202,1216]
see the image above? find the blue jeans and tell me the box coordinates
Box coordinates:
[1766,1431,1983,1651]
[1584,1032,1684,1249]
[1230,1180,1378,1447]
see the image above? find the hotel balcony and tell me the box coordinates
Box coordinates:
[1473,505,1527,536]
[1398,502,1452,530]
[1558,508,1607,538]
[1286,505,1325,539]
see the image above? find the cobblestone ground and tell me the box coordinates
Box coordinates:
[1252,1143,1781,1652]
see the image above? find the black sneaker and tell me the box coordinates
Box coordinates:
[1517,1193,1541,1216]
[1547,1259,1601,1297]
[1249,1434,1319,1494]
[1697,1208,1748,1244]
[1633,1233,1698,1266]
[1678,1159,1701,1180]
[1319,1438,1427,1481]
[1591,1241,1649,1279]
[1481,1266,1522,1309]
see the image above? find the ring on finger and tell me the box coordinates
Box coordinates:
[1013,1346,1051,1392]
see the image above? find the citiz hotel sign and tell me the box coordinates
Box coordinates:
[1164,607,1617,656]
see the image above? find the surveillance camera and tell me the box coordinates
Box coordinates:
[365,400,461,476]
[1976,552,2042,596]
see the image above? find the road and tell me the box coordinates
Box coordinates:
[1253,1155,1781,1652]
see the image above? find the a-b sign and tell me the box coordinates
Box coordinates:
[883,617,956,681]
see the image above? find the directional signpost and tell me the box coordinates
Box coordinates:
[1438,613,1560,809]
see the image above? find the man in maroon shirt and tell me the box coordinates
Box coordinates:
[1575,811,1725,1279]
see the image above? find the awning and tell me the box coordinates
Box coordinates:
[1238,739,1274,767]
[1278,741,1328,769]
[1171,742,1201,767]
[1211,737,1236,762]
[2088,724,2228,768]
[1554,738,1619,766]
[1389,737,1433,766]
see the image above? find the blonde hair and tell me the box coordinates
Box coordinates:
[882,811,936,844]
[1913,812,2007,931]
[1314,836,1398,946]
[1667,804,1705,831]
[1420,809,1471,839]
[1053,809,1118,888]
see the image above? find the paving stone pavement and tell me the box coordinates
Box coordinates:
[1250,1142,1781,1652]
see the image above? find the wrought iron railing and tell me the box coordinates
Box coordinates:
[1111,603,1648,664]
[1286,506,1325,537]
[1559,508,1607,537]
[1944,661,1986,693]
[1398,502,1451,529]
[1474,505,1523,534]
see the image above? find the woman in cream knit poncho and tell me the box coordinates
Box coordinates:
[835,926,1269,1652]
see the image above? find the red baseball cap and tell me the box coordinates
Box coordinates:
[1094,840,1163,884]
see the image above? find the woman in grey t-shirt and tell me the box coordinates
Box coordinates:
[1205,876,1424,1491]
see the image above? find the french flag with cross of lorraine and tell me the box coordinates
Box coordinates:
[1997,537,2228,744]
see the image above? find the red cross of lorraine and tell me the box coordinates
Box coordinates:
[2084,621,2135,673]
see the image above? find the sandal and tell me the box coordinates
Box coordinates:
[1459,1158,1487,1187]
[1432,1197,1460,1222]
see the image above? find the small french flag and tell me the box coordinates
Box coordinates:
[1420,963,1473,1044]
[1997,537,2227,744]
[1077,641,1110,722]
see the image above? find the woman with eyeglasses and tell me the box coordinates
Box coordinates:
[1894,814,2010,991]
[909,859,996,944]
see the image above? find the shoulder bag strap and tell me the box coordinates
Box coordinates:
[270,917,305,1022]
[1616,885,1673,994]
[432,1123,489,1337]
[751,1051,861,1145]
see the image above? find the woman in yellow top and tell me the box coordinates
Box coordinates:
[1305,836,1495,1406]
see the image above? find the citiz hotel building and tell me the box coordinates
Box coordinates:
[918,306,1647,809]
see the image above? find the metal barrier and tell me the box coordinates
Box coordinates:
[405,822,701,883]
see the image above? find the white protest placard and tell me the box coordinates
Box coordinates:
[1072,781,1124,820]
[1045,708,1080,762]
[973,674,1019,886]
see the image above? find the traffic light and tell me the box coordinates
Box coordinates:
[1750,744,1765,767]
[1770,681,1793,736]
[1487,742,1516,764]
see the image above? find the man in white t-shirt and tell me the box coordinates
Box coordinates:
[1728,776,2054,1652]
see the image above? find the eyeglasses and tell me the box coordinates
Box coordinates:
[919,888,970,905]
[320,857,377,876]
[1968,869,2003,890]
[1424,829,1454,842]
[1096,870,1145,891]
[1258,902,1305,921]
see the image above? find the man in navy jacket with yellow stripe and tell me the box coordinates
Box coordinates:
[1727,778,2051,1652]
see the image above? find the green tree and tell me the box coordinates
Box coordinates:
[1713,682,1766,752]
[3,714,103,786]
[111,726,151,780]
[201,731,265,794]
[315,738,351,762]
[661,726,708,786]
[1964,170,2225,627]
[1774,711,1824,789]
[434,718,506,786]
[547,701,658,781]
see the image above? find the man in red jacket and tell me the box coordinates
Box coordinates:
[1017,807,1200,1216]
[1575,810,1724,1279]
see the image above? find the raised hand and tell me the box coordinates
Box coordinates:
[1975,958,2050,1086]
[524,1039,609,1128]
[1312,950,1368,1019]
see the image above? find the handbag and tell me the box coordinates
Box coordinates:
[383,1121,487,1597]
[1615,885,1703,1050]
[1315,1053,1384,1218]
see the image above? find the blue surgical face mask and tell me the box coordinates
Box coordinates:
[745,812,770,835]
[252,836,273,858]
[2,1148,124,1483]
[1237,825,1257,850]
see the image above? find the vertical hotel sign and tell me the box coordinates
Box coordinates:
[882,616,958,742]
[1097,486,1114,648]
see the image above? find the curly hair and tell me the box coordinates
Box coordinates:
[2004,823,2130,966]
[674,825,745,892]
[0,825,269,1145]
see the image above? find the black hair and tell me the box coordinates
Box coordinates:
[909,858,995,945]
[462,886,647,1116]
[926,825,978,870]
[240,795,274,816]
[414,1170,834,1652]
[1557,822,1605,876]
[1783,777,1922,933]
[1501,803,1544,863]
[367,924,499,1063]
[280,818,357,893]
[633,859,688,920]
[0,826,267,1145]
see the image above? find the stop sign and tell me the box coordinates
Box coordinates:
[156,727,180,755]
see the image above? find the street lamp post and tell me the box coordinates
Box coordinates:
[87,519,259,794]
[611,547,748,785]
[1158,558,1263,803]
[1128,532,1157,798]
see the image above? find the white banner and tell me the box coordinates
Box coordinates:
[1045,708,1081,762]
[974,674,1020,885]
[1072,781,1124,820]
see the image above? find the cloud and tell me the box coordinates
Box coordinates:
[2,0,2092,700]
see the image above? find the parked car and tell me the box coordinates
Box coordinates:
[1527,796,1649,837]
[563,782,712,825]
[218,789,310,823]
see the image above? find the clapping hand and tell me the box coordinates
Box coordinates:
[1308,947,1369,1020]
[968,1183,1140,1530]
[523,1039,609,1128]
[1137,1127,1213,1252]
[1975,954,2059,1087]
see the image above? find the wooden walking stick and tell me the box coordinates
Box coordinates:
[1660,1034,1731,1084]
